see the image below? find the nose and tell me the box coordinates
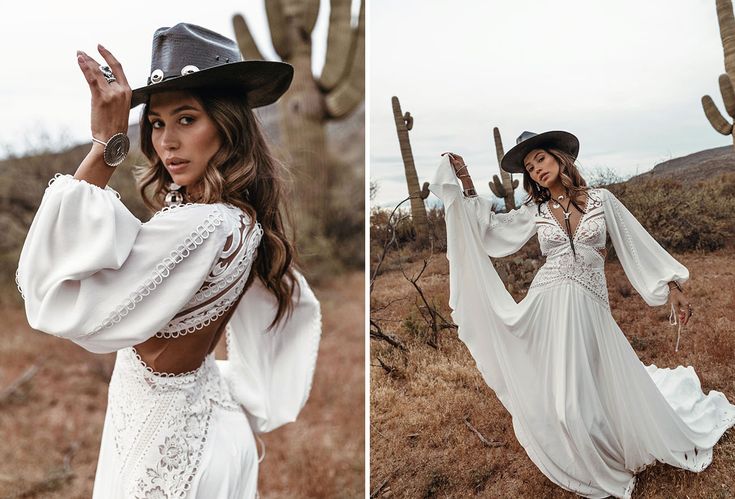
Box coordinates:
[159,125,180,151]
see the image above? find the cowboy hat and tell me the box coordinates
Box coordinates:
[500,130,579,174]
[130,23,293,109]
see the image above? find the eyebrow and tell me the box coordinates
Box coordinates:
[148,104,200,116]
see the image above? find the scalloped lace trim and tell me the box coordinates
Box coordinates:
[79,210,226,337]
[155,214,263,339]
[48,172,122,199]
[15,268,25,300]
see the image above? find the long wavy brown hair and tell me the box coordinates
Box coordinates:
[135,85,298,329]
[521,147,590,214]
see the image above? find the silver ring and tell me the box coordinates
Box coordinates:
[99,65,116,84]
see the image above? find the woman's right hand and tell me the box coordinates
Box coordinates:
[441,152,470,179]
[76,45,132,143]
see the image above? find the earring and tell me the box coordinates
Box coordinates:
[164,182,184,207]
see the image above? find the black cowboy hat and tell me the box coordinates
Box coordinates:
[130,23,293,109]
[500,130,580,174]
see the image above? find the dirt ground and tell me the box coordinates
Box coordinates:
[370,249,735,499]
[0,271,364,498]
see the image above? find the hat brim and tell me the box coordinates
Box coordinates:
[500,130,580,174]
[130,60,294,109]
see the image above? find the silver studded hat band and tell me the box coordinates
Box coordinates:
[129,22,293,109]
[92,132,130,167]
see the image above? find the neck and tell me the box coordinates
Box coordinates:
[547,181,566,201]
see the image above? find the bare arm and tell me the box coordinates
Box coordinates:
[74,45,132,189]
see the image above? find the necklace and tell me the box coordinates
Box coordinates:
[549,195,578,259]
[552,193,565,209]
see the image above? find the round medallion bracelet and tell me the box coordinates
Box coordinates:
[92,132,130,167]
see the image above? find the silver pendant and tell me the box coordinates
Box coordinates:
[164,182,184,207]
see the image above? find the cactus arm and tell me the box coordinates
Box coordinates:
[420,182,430,200]
[702,95,734,135]
[404,112,413,130]
[324,0,365,118]
[265,0,292,59]
[304,0,321,34]
[490,175,506,198]
[232,14,266,60]
[319,0,353,90]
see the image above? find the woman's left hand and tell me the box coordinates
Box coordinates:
[76,44,132,141]
[669,289,692,325]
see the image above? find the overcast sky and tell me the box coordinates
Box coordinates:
[370,0,730,208]
[0,0,340,156]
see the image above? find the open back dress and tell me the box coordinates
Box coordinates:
[429,155,735,498]
[15,174,321,498]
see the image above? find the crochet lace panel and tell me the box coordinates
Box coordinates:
[530,189,610,307]
[155,207,263,339]
[110,347,240,498]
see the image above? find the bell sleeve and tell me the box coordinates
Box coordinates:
[15,174,230,353]
[217,269,321,434]
[428,154,537,257]
[600,187,689,306]
[428,154,536,337]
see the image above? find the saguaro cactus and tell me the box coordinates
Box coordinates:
[489,127,519,211]
[233,0,365,228]
[702,0,735,145]
[391,96,429,245]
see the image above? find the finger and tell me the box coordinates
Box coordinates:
[79,50,109,90]
[77,52,103,90]
[97,44,130,88]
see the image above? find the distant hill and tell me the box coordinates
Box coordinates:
[628,145,735,184]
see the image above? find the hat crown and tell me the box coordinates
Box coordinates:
[148,23,242,85]
[516,131,538,145]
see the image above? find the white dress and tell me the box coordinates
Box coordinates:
[428,155,735,499]
[15,174,322,498]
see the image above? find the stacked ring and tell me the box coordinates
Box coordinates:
[99,65,116,84]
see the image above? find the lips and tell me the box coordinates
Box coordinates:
[540,172,549,182]
[166,158,190,172]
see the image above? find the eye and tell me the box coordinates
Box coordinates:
[179,116,194,125]
[150,119,163,129]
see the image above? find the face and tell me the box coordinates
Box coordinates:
[147,90,221,192]
[523,148,560,188]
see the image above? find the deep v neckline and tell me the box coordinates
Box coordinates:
[545,192,592,243]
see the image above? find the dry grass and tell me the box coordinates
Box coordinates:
[0,271,364,499]
[370,249,735,498]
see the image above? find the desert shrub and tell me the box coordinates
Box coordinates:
[605,173,735,255]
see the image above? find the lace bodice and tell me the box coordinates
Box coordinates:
[529,189,610,306]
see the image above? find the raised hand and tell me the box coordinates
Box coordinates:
[76,44,132,143]
[441,151,469,179]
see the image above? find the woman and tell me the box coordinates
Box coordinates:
[15,23,321,498]
[431,130,735,498]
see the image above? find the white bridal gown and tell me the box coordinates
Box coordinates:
[15,174,321,498]
[429,155,735,499]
